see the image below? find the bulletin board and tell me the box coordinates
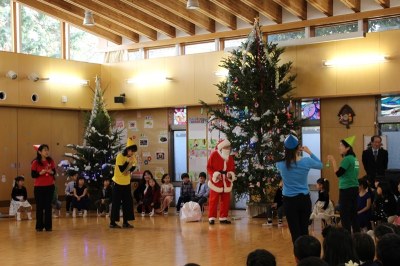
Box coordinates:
[112,108,169,180]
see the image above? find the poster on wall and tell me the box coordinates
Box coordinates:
[188,117,208,181]
[113,119,127,145]
[128,120,138,131]
[156,150,165,160]
[154,167,165,179]
[139,138,149,147]
[144,116,153,128]
[159,131,168,143]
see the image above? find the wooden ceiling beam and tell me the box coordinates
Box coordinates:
[38,0,138,42]
[307,0,333,17]
[273,0,307,20]
[149,0,215,33]
[64,0,157,40]
[120,0,195,36]
[210,0,258,24]
[16,0,122,44]
[93,0,176,38]
[240,0,282,24]
[340,0,361,13]
[177,0,236,30]
[375,0,390,8]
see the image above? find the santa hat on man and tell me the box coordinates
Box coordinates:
[216,139,231,151]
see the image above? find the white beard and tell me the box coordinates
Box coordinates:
[220,149,230,161]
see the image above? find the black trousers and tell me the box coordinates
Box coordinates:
[339,187,360,233]
[34,185,55,231]
[283,193,311,243]
[110,183,134,224]
[176,195,191,211]
[65,194,73,212]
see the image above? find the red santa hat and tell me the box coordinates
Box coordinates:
[216,139,231,150]
[33,144,41,151]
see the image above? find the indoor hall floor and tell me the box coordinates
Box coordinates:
[0,209,323,266]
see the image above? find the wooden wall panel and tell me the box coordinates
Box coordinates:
[378,30,400,94]
[0,52,19,105]
[294,43,338,98]
[320,96,376,203]
[165,56,195,107]
[194,52,223,105]
[0,107,18,202]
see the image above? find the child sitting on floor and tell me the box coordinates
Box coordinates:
[9,176,32,221]
[309,178,334,226]
[72,176,89,217]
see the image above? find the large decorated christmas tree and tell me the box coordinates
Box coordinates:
[64,77,124,191]
[202,20,300,203]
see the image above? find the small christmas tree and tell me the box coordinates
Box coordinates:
[65,77,124,191]
[202,20,300,203]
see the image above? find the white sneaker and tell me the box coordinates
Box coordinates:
[72,209,77,218]
[163,211,168,215]
[141,212,145,217]
[149,209,154,217]
[16,212,21,221]
[83,210,88,217]
[27,212,32,220]
[262,219,273,226]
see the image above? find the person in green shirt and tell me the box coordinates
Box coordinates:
[327,135,360,233]
[109,137,137,229]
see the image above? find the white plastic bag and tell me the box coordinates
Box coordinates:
[180,201,202,222]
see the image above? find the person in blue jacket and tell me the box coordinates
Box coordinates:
[277,134,323,243]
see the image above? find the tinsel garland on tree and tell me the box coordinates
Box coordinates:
[64,77,124,191]
[201,20,300,203]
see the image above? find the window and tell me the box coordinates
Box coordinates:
[147,46,176,59]
[69,25,104,63]
[0,0,12,52]
[128,49,142,61]
[267,30,305,42]
[224,37,246,49]
[315,22,358,37]
[20,5,61,58]
[369,16,400,32]
[184,41,215,55]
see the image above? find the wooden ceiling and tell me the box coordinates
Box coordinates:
[16,0,395,46]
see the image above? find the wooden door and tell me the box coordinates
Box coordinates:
[0,107,18,202]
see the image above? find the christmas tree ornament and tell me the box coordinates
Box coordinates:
[244,106,249,115]
[274,116,279,124]
[254,102,259,108]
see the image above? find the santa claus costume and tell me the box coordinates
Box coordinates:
[207,139,236,224]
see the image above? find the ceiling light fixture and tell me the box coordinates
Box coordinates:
[186,0,199,9]
[83,10,95,26]
[323,55,388,67]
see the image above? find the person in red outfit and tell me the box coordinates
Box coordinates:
[207,139,236,225]
[31,144,56,232]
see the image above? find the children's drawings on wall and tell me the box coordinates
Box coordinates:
[159,131,168,143]
[128,120,138,131]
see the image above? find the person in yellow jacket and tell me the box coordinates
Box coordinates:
[109,137,137,228]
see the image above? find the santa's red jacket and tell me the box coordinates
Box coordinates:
[207,150,236,193]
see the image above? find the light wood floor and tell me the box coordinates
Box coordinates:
[0,208,324,266]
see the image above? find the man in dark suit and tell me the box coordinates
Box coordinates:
[362,135,388,186]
